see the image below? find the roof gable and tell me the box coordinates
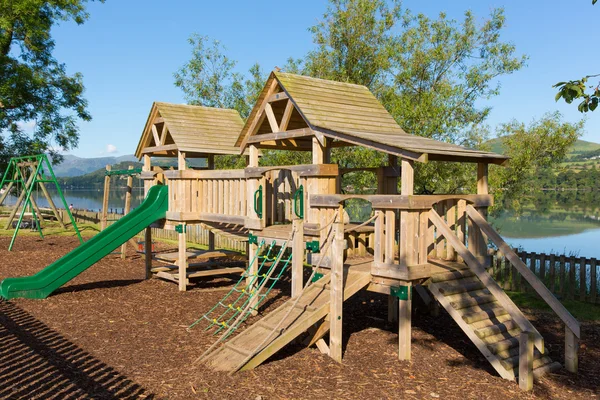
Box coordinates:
[136,102,244,158]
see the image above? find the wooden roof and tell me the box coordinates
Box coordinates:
[135,102,244,158]
[236,72,508,165]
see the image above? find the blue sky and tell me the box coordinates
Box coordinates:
[50,0,600,158]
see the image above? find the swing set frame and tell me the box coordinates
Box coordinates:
[0,154,83,251]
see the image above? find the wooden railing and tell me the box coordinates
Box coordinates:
[465,205,580,377]
[163,169,247,225]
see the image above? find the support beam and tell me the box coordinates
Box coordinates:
[151,124,161,145]
[398,282,412,360]
[178,151,187,171]
[312,137,330,164]
[145,227,152,279]
[121,166,134,259]
[519,331,534,391]
[565,326,579,373]
[329,209,345,363]
[178,223,187,292]
[279,100,295,132]
[264,103,279,132]
[247,240,259,314]
[399,159,416,267]
[291,218,304,297]
[101,165,111,231]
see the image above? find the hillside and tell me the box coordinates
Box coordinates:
[51,154,138,177]
[57,161,143,187]
[487,137,600,159]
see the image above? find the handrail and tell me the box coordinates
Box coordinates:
[293,185,304,219]
[429,208,545,353]
[309,193,493,210]
[254,186,263,219]
[465,205,581,338]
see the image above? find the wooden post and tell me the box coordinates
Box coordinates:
[291,218,304,297]
[398,281,412,361]
[178,223,187,292]
[177,151,187,170]
[247,239,259,314]
[144,227,152,279]
[470,163,489,267]
[207,154,216,250]
[101,165,111,231]
[399,159,416,267]
[519,331,534,391]
[329,206,344,363]
[565,326,579,373]
[312,137,330,164]
[142,154,151,196]
[121,166,134,259]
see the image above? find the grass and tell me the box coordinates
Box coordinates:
[0,218,99,238]
[507,291,600,321]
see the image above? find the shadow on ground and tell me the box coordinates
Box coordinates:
[0,300,153,399]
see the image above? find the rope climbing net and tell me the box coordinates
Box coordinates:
[188,236,294,339]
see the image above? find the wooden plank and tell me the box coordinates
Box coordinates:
[309,194,493,210]
[569,256,576,300]
[465,205,580,338]
[445,200,456,260]
[246,128,312,144]
[385,210,395,264]
[559,255,566,297]
[549,254,556,293]
[266,91,289,102]
[141,144,178,154]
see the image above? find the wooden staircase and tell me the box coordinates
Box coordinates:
[202,267,372,372]
[428,268,561,381]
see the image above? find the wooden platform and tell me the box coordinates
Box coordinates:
[155,249,241,264]
[201,222,249,241]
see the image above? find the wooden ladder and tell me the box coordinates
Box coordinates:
[428,268,561,380]
[202,268,372,373]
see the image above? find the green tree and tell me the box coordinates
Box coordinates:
[490,112,584,213]
[0,0,101,167]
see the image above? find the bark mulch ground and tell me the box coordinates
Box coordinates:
[0,236,598,399]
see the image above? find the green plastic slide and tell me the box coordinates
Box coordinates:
[0,185,168,300]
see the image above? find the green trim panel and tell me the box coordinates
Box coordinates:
[0,185,168,300]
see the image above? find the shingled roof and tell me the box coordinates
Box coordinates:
[135,102,244,158]
[236,72,508,165]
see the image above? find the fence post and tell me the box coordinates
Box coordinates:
[519,331,534,391]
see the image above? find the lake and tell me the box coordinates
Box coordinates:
[3,188,598,258]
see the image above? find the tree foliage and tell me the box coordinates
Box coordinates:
[490,112,583,213]
[0,0,101,167]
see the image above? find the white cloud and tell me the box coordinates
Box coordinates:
[106,144,118,154]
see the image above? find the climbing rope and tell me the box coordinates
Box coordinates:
[195,228,296,364]
[344,212,378,233]
[229,214,340,374]
[187,239,268,331]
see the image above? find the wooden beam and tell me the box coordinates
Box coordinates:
[266,92,289,103]
[246,128,313,144]
[565,326,579,373]
[291,218,304,297]
[178,151,186,170]
[159,123,168,145]
[178,223,187,292]
[101,165,111,231]
[264,103,279,133]
[121,166,134,259]
[279,100,295,132]
[142,144,178,154]
[519,331,534,391]
[329,213,344,363]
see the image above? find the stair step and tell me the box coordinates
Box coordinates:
[495,345,549,360]
[257,321,285,334]
[486,336,520,354]
[431,269,475,283]
[460,304,509,324]
[483,328,522,346]
[475,320,519,339]
[448,291,495,310]
[502,355,552,371]
[469,313,513,330]
[437,279,485,296]
[312,282,331,290]
[533,361,561,379]
[292,302,318,312]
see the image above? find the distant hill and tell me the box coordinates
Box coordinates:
[58,161,144,187]
[487,137,600,159]
[52,154,138,177]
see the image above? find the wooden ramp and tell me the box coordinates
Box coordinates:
[203,267,372,372]
[428,268,561,381]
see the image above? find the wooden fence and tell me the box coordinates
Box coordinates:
[490,250,599,304]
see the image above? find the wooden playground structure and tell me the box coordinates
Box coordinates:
[128,71,580,390]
